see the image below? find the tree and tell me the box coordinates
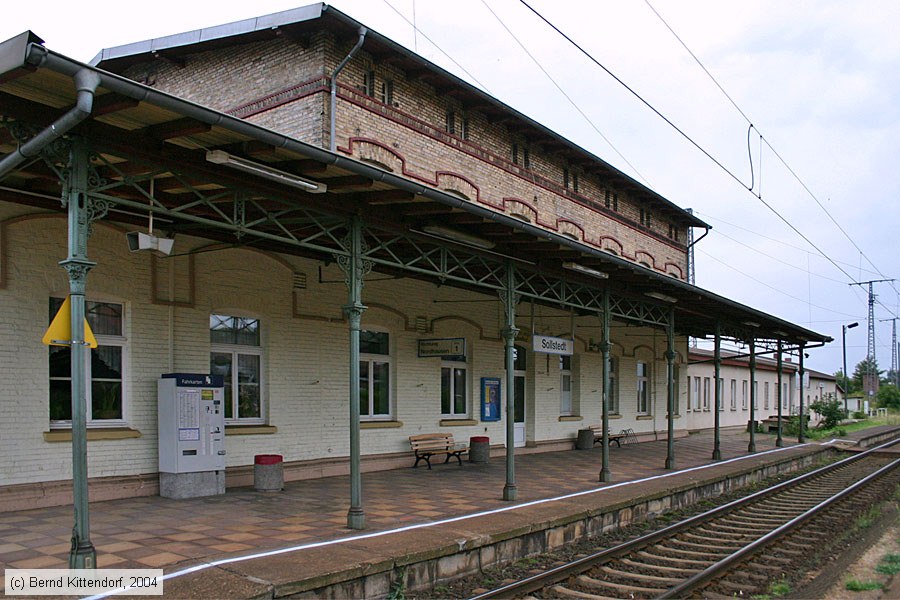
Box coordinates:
[834,369,854,394]
[852,358,883,392]
[877,385,900,410]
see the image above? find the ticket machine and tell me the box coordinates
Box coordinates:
[158,373,226,498]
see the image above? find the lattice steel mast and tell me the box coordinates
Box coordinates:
[852,279,895,397]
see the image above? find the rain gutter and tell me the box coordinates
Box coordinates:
[0,60,100,181]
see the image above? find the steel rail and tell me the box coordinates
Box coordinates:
[660,454,900,598]
[469,438,900,600]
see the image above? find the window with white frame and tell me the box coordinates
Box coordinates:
[782,382,789,409]
[359,330,391,419]
[210,314,263,423]
[730,379,737,410]
[608,357,619,414]
[441,356,467,418]
[637,361,650,414]
[702,377,710,411]
[753,380,759,409]
[49,298,126,427]
[673,364,680,415]
[764,381,770,410]
[692,376,701,411]
[718,378,724,411]
[742,379,748,410]
[559,355,573,416]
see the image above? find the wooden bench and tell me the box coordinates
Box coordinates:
[409,433,468,469]
[587,426,636,447]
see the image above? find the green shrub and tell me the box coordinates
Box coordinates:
[845,579,882,591]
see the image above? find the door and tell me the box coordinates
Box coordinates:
[513,345,527,447]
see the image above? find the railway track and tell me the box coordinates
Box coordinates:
[471,442,900,599]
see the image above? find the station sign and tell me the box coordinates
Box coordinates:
[417,337,466,358]
[532,335,574,356]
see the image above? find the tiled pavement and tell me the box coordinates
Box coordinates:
[0,428,825,574]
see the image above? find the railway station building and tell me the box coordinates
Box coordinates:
[0,4,831,526]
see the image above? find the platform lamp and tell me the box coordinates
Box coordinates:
[842,322,859,416]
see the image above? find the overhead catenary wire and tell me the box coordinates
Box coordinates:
[642,0,899,307]
[517,0,888,297]
[477,0,650,186]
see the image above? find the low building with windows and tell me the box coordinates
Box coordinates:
[0,4,830,520]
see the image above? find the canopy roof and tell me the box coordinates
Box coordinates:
[0,30,831,347]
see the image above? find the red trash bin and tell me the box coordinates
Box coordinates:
[254,454,283,491]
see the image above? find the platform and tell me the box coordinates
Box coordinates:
[1,425,897,598]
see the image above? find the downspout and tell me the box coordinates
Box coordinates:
[330,27,367,152]
[0,68,101,181]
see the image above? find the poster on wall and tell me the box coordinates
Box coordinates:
[481,377,501,422]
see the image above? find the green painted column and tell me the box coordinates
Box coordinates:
[798,343,807,444]
[502,263,519,501]
[748,339,757,453]
[61,138,98,569]
[664,308,676,470]
[776,340,784,447]
[712,327,722,460]
[340,216,369,530]
[599,291,611,482]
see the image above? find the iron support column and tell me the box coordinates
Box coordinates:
[341,216,369,530]
[599,291,611,482]
[776,340,784,447]
[712,326,722,460]
[748,338,757,453]
[799,344,806,444]
[501,263,519,501]
[62,138,97,569]
[664,308,676,470]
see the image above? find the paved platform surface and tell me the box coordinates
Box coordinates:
[1,425,896,596]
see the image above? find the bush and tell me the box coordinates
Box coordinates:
[853,410,867,419]
[810,399,844,430]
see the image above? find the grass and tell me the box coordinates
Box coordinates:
[856,506,883,529]
[876,553,900,575]
[845,578,883,591]
[795,413,900,441]
[768,579,791,596]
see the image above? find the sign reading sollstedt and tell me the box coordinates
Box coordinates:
[417,337,466,358]
[532,335,574,355]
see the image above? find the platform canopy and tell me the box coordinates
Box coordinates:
[0,30,831,348]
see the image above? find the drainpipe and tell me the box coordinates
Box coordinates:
[0,68,101,181]
[330,27,367,152]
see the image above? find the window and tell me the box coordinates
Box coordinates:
[359,330,391,419]
[523,147,531,169]
[702,377,710,411]
[764,381,770,410]
[730,379,737,410]
[691,376,700,411]
[753,381,759,410]
[673,364,680,415]
[563,167,570,189]
[362,69,375,97]
[608,357,619,414]
[559,355,572,416]
[668,224,680,241]
[445,110,468,139]
[49,298,125,427]
[742,380,748,410]
[210,314,263,423]
[441,357,467,418]
[380,80,394,105]
[572,172,579,194]
[605,190,619,211]
[718,378,724,411]
[782,382,789,409]
[512,143,519,165]
[637,361,649,414]
[640,208,652,228]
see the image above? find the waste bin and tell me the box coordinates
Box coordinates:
[576,428,594,450]
[254,454,283,492]
[469,436,490,463]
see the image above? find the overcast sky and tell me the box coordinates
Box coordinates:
[3,0,899,375]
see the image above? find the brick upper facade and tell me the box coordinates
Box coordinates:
[111,22,695,280]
